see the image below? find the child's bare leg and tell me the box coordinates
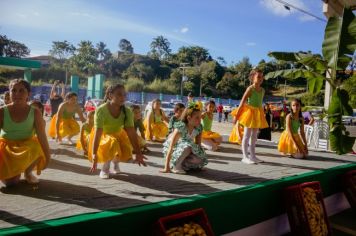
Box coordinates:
[24,159,40,184]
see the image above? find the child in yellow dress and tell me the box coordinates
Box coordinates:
[48,92,86,144]
[76,111,94,156]
[89,84,147,179]
[229,107,244,145]
[278,99,308,158]
[0,79,50,186]
[201,100,222,151]
[235,69,268,164]
[131,104,149,153]
[144,99,169,142]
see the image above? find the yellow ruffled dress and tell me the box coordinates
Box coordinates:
[143,110,168,141]
[229,108,244,144]
[76,123,92,151]
[88,103,133,163]
[0,107,46,180]
[48,109,80,138]
[237,87,268,129]
[278,118,305,155]
[201,114,222,140]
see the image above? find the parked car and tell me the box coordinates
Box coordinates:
[84,99,104,114]
[342,110,356,126]
[144,101,174,118]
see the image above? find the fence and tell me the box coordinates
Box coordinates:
[1,85,284,106]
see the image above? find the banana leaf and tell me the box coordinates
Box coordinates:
[322,8,356,71]
[328,88,355,154]
[265,69,324,94]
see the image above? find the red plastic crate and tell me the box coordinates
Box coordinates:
[156,208,214,236]
[284,181,331,236]
[342,170,356,211]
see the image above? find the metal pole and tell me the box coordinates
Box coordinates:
[179,63,190,100]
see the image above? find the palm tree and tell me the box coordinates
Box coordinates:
[150,35,171,60]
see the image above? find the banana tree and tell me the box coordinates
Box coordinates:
[265,8,356,154]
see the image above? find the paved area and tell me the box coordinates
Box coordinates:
[0,120,355,229]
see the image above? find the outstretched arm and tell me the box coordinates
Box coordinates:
[90,128,103,172]
[235,86,252,118]
[50,81,58,99]
[160,129,180,173]
[34,109,51,168]
[125,127,147,166]
[60,82,65,99]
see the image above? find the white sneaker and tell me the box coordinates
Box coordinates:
[241,157,256,165]
[99,170,110,179]
[171,167,187,174]
[112,162,120,174]
[25,172,39,184]
[250,156,264,163]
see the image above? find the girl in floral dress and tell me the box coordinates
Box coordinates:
[161,104,207,174]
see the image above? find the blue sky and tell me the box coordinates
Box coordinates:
[0,0,326,65]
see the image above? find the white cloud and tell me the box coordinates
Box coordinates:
[246,42,256,46]
[260,0,313,21]
[180,27,189,33]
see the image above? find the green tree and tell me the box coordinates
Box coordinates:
[0,35,30,58]
[71,40,99,75]
[149,35,171,60]
[96,41,111,61]
[49,40,76,61]
[234,57,252,88]
[119,39,134,54]
[173,46,211,66]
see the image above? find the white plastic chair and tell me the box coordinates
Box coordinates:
[313,120,329,151]
[303,125,314,147]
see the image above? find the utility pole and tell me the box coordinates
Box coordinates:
[179,63,190,100]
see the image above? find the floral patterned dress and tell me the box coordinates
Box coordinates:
[163,121,208,170]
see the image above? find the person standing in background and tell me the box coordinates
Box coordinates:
[217,103,223,122]
[50,80,65,117]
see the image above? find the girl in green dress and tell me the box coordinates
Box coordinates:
[161,104,207,174]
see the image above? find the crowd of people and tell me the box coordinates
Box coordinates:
[0,69,312,187]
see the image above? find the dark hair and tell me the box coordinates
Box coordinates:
[30,100,44,115]
[130,104,141,111]
[104,84,125,102]
[65,92,77,101]
[180,107,201,124]
[205,100,216,108]
[249,69,263,82]
[188,92,193,97]
[103,84,127,123]
[9,79,31,93]
[174,103,185,113]
[290,98,303,121]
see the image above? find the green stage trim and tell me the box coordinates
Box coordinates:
[0,57,41,70]
[1,163,355,235]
